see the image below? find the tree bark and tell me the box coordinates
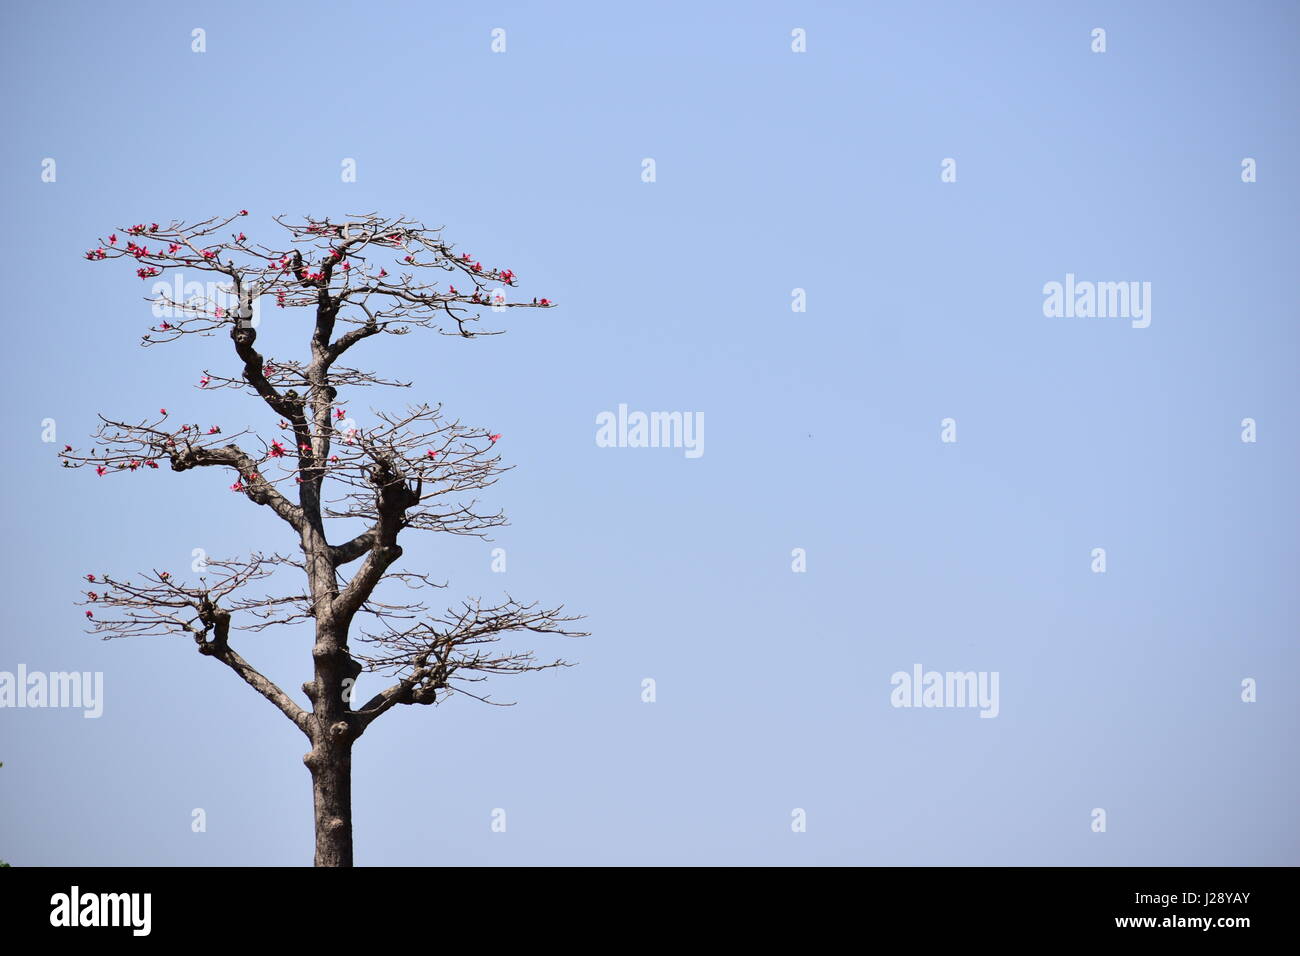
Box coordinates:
[303,603,361,866]
[307,738,354,867]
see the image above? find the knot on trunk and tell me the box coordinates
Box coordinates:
[194,599,229,654]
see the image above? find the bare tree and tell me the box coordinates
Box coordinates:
[63,212,585,866]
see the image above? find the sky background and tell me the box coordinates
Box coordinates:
[1,0,1297,866]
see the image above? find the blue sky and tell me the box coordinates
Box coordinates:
[1,0,1297,865]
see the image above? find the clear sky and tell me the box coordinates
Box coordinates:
[1,0,1297,865]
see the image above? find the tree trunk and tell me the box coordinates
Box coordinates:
[301,511,361,866]
[303,609,360,866]
[308,739,354,867]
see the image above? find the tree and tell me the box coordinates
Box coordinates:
[62,213,585,866]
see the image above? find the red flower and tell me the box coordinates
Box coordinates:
[230,481,244,492]
[239,209,248,216]
[63,444,72,452]
[269,441,285,458]
[109,233,117,244]
[159,572,169,579]
[426,450,438,459]
[199,375,210,388]
[88,592,98,601]
[489,433,501,443]
[335,408,346,420]
[95,466,107,477]
[208,426,221,434]
[146,460,158,469]
[86,574,96,582]
[85,610,94,618]
[160,408,167,415]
